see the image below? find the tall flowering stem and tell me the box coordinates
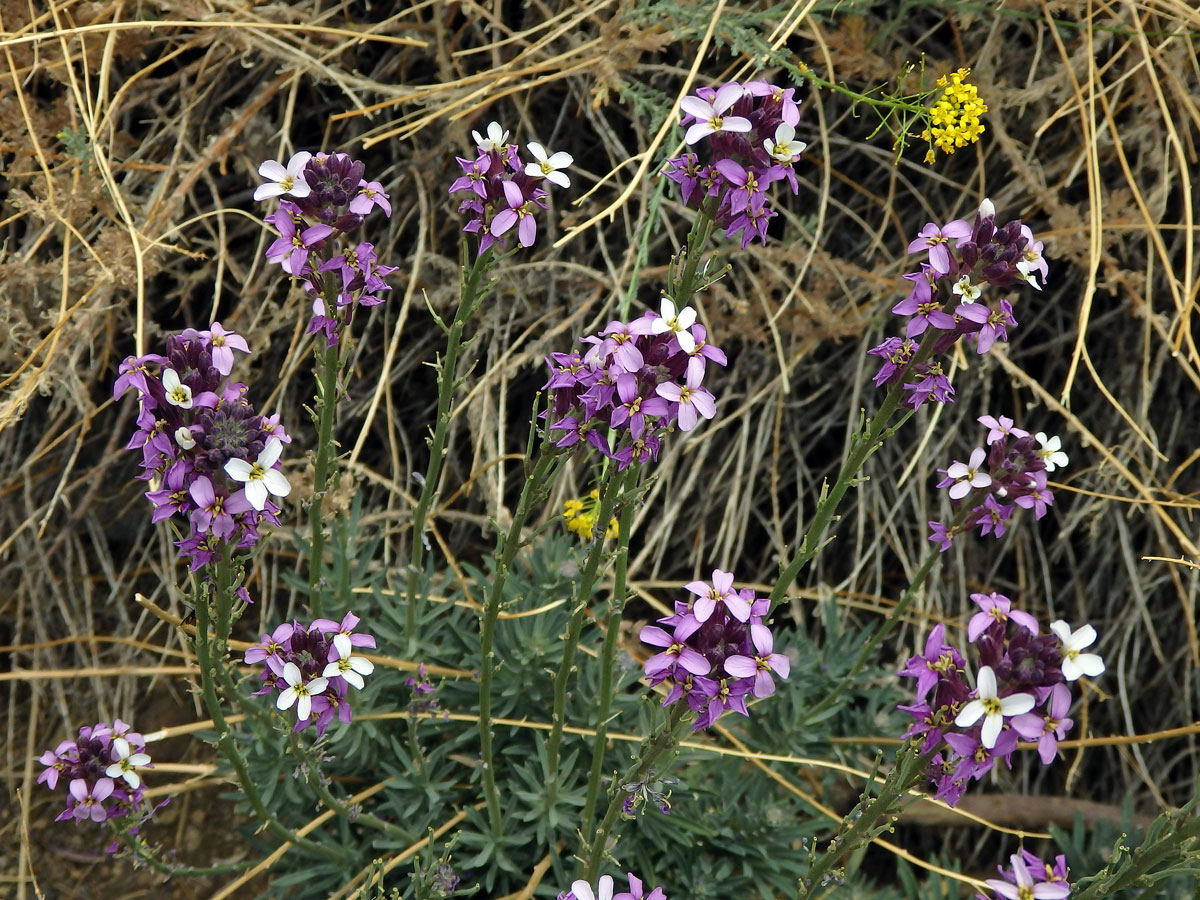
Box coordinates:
[307,336,341,615]
[190,546,347,863]
[478,441,564,834]
[405,248,495,647]
[544,466,627,808]
[581,703,691,883]
[797,739,935,898]
[581,467,639,834]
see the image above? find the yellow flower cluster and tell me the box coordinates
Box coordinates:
[921,68,987,163]
[562,489,619,540]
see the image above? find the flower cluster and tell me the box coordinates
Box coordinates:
[448,120,573,255]
[640,569,790,731]
[929,415,1068,550]
[981,850,1070,900]
[663,80,805,247]
[559,874,666,900]
[38,720,153,825]
[255,150,395,347]
[870,199,1047,409]
[244,612,377,735]
[921,68,988,163]
[114,326,292,569]
[544,299,726,470]
[620,769,678,818]
[899,591,1104,807]
[562,488,619,540]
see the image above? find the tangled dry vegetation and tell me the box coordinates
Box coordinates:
[2,1,1199,897]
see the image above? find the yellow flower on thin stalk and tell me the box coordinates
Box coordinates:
[562,488,619,540]
[920,68,988,163]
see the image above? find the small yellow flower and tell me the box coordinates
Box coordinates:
[922,68,988,163]
[562,490,619,540]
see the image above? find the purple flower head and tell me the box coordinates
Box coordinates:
[985,853,1071,900]
[1011,682,1074,764]
[41,721,153,826]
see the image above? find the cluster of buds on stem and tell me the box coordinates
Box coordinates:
[899,591,1104,807]
[640,569,790,730]
[255,150,395,347]
[544,299,726,470]
[663,80,806,248]
[870,199,1047,409]
[114,325,291,569]
[244,612,377,735]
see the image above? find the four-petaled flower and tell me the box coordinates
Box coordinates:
[954,664,1034,748]
[649,298,698,353]
[985,853,1071,900]
[254,151,313,201]
[1034,432,1069,472]
[723,623,791,697]
[224,438,291,511]
[679,83,752,145]
[1050,620,1105,681]
[944,447,991,499]
[276,661,328,721]
[472,121,509,152]
[322,645,375,690]
[524,141,573,188]
[162,368,193,409]
[104,737,152,789]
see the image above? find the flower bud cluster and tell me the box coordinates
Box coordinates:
[899,592,1104,807]
[562,488,619,540]
[114,326,292,569]
[639,569,790,731]
[928,415,1067,551]
[255,150,395,347]
[38,720,153,826]
[663,80,805,248]
[870,199,1047,409]
[244,612,377,736]
[544,299,726,470]
[448,120,573,255]
[981,850,1071,900]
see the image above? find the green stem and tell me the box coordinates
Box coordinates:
[111,826,255,876]
[544,468,623,807]
[308,339,341,617]
[581,468,639,834]
[478,447,562,834]
[405,248,493,648]
[582,704,691,882]
[785,61,926,114]
[193,547,347,863]
[767,330,940,613]
[797,740,933,898]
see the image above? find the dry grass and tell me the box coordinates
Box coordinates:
[2,0,1200,897]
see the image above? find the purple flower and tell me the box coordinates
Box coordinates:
[908,219,972,275]
[968,592,1039,642]
[203,323,249,376]
[641,624,712,678]
[1012,682,1074,764]
[679,82,753,144]
[723,623,791,697]
[985,853,1071,900]
[656,365,716,431]
[613,872,667,900]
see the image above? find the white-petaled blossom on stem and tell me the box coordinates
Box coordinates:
[174,426,196,450]
[679,82,752,145]
[524,141,573,188]
[276,662,328,721]
[104,737,152,790]
[570,875,614,900]
[161,368,193,409]
[322,647,375,690]
[471,121,508,152]
[253,151,312,201]
[951,274,982,303]
[945,447,991,499]
[224,438,291,511]
[649,297,698,353]
[954,664,1035,749]
[1050,620,1105,681]
[763,122,807,162]
[1034,432,1069,472]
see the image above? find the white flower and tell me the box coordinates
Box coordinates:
[104,737,152,789]
[1034,432,1069,472]
[472,121,508,152]
[322,647,375,690]
[678,83,752,145]
[954,665,1035,749]
[763,122,807,162]
[570,875,614,900]
[1050,620,1105,681]
[978,197,996,218]
[161,368,193,409]
[523,141,573,188]
[649,297,697,353]
[276,662,328,721]
[174,426,196,450]
[945,447,992,499]
[952,274,982,303]
[224,438,291,511]
[253,151,312,202]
